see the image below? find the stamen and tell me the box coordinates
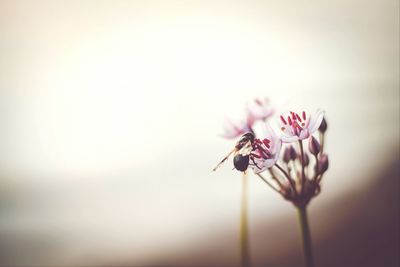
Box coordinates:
[280,115,287,125]
[292,113,296,120]
[302,111,306,120]
[288,116,293,125]
[295,113,302,121]
[256,148,266,159]
[262,140,270,149]
[251,152,262,159]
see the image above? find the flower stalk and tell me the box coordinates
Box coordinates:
[298,140,306,194]
[240,173,250,267]
[297,205,315,267]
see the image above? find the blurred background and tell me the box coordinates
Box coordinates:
[0,0,398,266]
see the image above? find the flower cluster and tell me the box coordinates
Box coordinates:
[215,98,329,207]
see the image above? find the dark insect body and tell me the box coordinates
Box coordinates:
[233,154,250,172]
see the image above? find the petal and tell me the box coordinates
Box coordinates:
[298,128,310,140]
[263,158,276,169]
[246,113,256,128]
[248,159,264,173]
[245,97,274,121]
[280,134,299,143]
[272,140,282,157]
[262,122,275,139]
[221,118,249,139]
[308,110,325,134]
[252,159,275,174]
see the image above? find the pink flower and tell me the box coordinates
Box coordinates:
[279,110,325,143]
[248,124,282,174]
[221,97,275,140]
[221,117,253,139]
[246,97,275,122]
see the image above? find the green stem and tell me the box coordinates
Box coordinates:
[297,205,315,267]
[240,174,250,267]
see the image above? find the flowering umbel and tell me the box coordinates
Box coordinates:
[273,110,328,206]
[213,99,329,267]
[214,106,329,207]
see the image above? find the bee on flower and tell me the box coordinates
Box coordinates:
[214,105,329,206]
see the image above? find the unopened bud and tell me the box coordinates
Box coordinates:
[309,136,320,155]
[318,154,329,174]
[283,145,297,163]
[319,118,328,133]
[300,153,310,166]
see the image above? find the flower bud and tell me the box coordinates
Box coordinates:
[318,154,329,174]
[283,145,297,163]
[308,136,320,155]
[300,153,309,166]
[319,118,327,133]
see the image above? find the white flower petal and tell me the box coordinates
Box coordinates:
[221,118,250,139]
[271,139,282,156]
[298,129,310,140]
[253,167,267,174]
[280,134,299,143]
[308,110,325,134]
[252,158,275,174]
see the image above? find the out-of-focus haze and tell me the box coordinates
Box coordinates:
[0,0,398,266]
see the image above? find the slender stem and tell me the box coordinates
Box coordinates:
[313,154,319,181]
[299,141,306,194]
[256,173,281,194]
[317,173,325,184]
[268,168,285,191]
[240,173,250,267]
[297,205,315,267]
[274,163,297,196]
[291,160,298,179]
[274,163,292,182]
[319,132,325,155]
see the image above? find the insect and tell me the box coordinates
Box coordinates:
[213,132,261,172]
[233,154,251,172]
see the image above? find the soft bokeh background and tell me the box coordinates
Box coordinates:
[0,0,398,266]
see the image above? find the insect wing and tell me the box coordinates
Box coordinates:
[212,148,237,171]
[238,140,253,156]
